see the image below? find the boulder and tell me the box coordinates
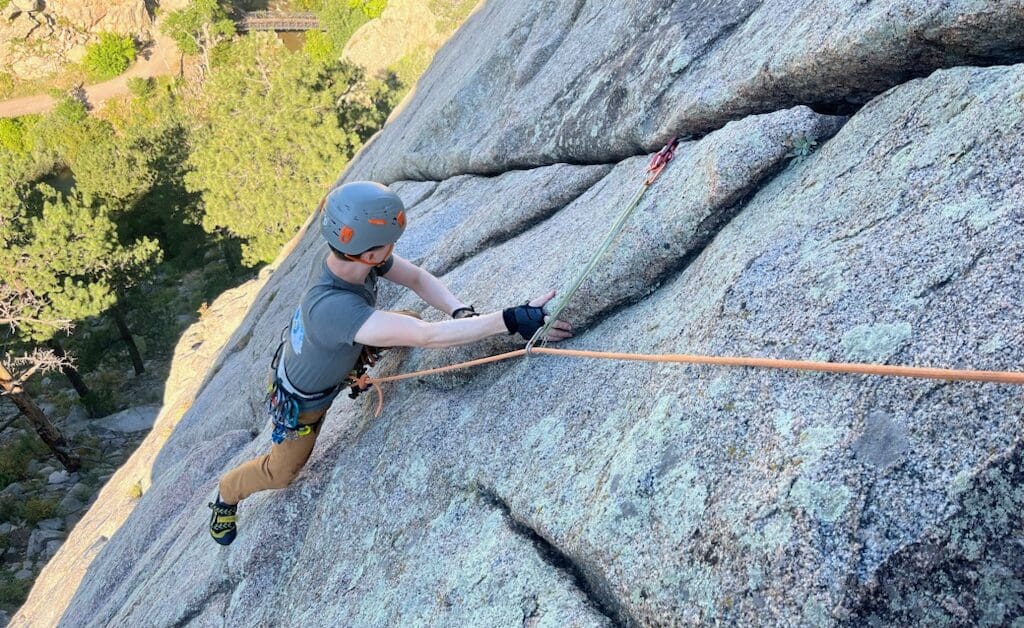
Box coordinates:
[45,0,151,35]
[36,518,63,531]
[342,0,448,78]
[47,470,68,485]
[92,405,161,434]
[26,528,62,558]
[5,12,38,40]
[43,539,62,560]
[11,0,42,13]
[58,494,85,516]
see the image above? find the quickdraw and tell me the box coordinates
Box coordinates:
[645,136,679,185]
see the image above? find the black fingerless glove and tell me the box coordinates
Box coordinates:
[502,304,546,340]
[451,305,479,319]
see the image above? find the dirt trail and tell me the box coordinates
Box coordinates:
[0,33,182,119]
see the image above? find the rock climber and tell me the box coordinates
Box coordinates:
[208,181,573,545]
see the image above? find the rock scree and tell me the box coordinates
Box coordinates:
[12,1,1024,626]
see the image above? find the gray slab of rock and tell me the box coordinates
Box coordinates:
[92,405,161,434]
[345,0,1024,183]
[27,529,62,558]
[14,568,32,580]
[395,106,843,386]
[43,539,62,560]
[389,180,439,210]
[36,518,62,531]
[69,482,90,498]
[0,482,23,497]
[0,523,12,535]
[59,494,85,516]
[47,470,68,485]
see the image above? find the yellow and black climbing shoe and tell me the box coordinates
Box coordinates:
[208,495,237,546]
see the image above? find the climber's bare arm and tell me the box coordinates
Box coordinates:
[380,254,464,315]
[353,290,573,349]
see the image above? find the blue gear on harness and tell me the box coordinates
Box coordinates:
[267,381,309,444]
[266,333,332,444]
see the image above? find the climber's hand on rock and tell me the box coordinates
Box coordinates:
[503,290,574,342]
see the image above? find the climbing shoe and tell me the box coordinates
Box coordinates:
[208,495,237,546]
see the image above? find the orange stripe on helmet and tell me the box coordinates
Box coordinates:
[396,211,406,228]
[368,218,387,225]
[340,225,354,244]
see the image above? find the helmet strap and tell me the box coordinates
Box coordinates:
[343,243,394,267]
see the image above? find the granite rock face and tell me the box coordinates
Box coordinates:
[350,0,1024,182]
[46,0,151,34]
[13,3,1024,627]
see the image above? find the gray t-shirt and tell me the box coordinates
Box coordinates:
[281,253,393,394]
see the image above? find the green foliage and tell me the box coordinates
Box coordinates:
[160,0,235,57]
[7,188,162,342]
[318,0,387,51]
[126,77,155,100]
[0,569,32,608]
[83,33,137,81]
[186,35,397,265]
[429,0,478,33]
[127,480,143,499]
[387,45,433,98]
[302,29,336,65]
[0,432,48,486]
[786,134,818,162]
[0,71,13,98]
[21,497,58,525]
[0,119,28,154]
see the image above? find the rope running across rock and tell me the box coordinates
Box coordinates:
[350,138,1024,416]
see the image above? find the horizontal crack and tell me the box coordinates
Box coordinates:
[474,484,632,628]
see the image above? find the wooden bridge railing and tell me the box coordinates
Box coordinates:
[237,11,321,32]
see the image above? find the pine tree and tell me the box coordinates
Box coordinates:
[186,35,394,266]
[160,0,236,78]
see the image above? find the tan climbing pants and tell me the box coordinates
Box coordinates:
[218,407,328,505]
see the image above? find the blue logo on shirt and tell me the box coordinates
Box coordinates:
[290,307,305,354]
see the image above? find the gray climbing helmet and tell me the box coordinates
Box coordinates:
[320,181,406,255]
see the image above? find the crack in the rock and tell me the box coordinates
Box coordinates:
[474,484,632,628]
[568,140,814,336]
[170,577,238,628]
[384,53,1024,186]
[433,168,612,277]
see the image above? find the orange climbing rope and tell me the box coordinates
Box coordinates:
[353,348,1024,417]
[349,137,1022,417]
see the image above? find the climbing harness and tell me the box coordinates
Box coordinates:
[528,137,680,349]
[266,335,332,444]
[340,136,1024,417]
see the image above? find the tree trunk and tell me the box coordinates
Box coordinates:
[112,306,145,375]
[0,362,81,472]
[219,235,238,275]
[47,338,93,403]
